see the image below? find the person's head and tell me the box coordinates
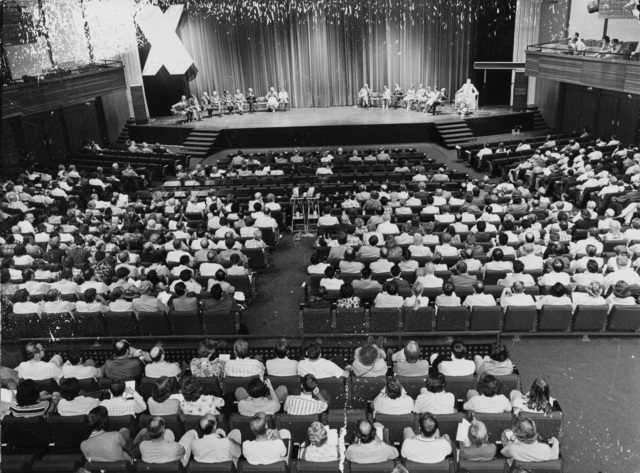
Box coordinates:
[152,376,175,404]
[60,377,81,402]
[15,379,41,407]
[197,339,217,360]
[340,283,355,299]
[471,281,485,295]
[250,412,269,437]
[146,416,166,440]
[442,281,455,296]
[307,421,328,447]
[113,339,130,357]
[274,339,290,359]
[487,342,509,362]
[425,373,446,393]
[385,377,403,400]
[247,377,270,399]
[468,420,489,447]
[613,280,630,298]
[586,281,603,298]
[358,344,380,367]
[492,248,504,262]
[355,418,376,444]
[550,282,566,298]
[306,342,322,360]
[199,414,218,435]
[181,377,204,402]
[149,346,165,363]
[88,406,109,432]
[526,377,552,413]
[360,267,372,280]
[512,416,539,444]
[418,412,439,438]
[451,340,467,360]
[552,258,564,273]
[109,379,126,398]
[403,340,421,364]
[234,339,250,359]
[477,374,501,397]
[385,280,399,296]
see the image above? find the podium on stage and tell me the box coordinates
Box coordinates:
[455,92,479,116]
[291,195,320,240]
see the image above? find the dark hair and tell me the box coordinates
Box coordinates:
[83,288,97,303]
[526,377,552,414]
[301,374,318,394]
[489,342,509,362]
[109,379,126,397]
[274,339,290,358]
[477,374,501,397]
[306,342,321,360]
[355,419,376,444]
[513,260,525,274]
[386,280,399,295]
[88,406,109,431]
[451,340,467,359]
[152,376,174,403]
[340,283,355,299]
[60,377,81,401]
[67,349,83,366]
[442,281,455,296]
[425,373,446,393]
[386,378,403,400]
[418,412,438,438]
[181,377,204,402]
[16,379,41,406]
[247,377,269,398]
[550,282,566,298]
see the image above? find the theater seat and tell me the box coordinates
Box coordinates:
[84,460,134,472]
[31,454,84,473]
[348,460,396,472]
[369,307,402,332]
[572,305,608,331]
[537,305,573,331]
[104,311,139,336]
[470,412,514,444]
[470,306,504,331]
[1,454,35,473]
[276,414,323,444]
[458,458,507,472]
[48,414,91,453]
[395,376,427,399]
[335,307,367,334]
[291,460,340,473]
[229,413,275,442]
[373,413,416,446]
[301,306,332,334]
[167,310,203,335]
[349,376,386,408]
[510,459,563,473]
[436,306,470,331]
[138,311,172,336]
[503,305,537,332]
[404,459,453,472]
[238,459,288,472]
[608,305,640,331]
[403,307,435,332]
[187,460,237,472]
[1,415,52,454]
[443,375,476,402]
[136,460,185,472]
[326,409,369,437]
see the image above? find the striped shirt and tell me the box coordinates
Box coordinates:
[223,358,265,378]
[284,393,328,415]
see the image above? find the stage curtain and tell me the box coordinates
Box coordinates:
[179,2,476,107]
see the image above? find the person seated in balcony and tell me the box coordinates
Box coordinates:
[463,374,512,413]
[501,417,559,462]
[148,377,181,416]
[100,379,146,417]
[237,377,286,416]
[348,336,388,377]
[346,418,399,464]
[62,349,102,380]
[474,342,513,377]
[431,340,475,376]
[81,406,133,463]
[10,378,58,418]
[372,377,414,415]
[300,421,340,461]
[374,280,404,308]
[401,412,452,463]
[536,282,572,309]
[176,377,225,416]
[57,377,100,416]
[145,346,183,379]
[434,281,461,311]
[459,420,497,461]
[298,342,350,379]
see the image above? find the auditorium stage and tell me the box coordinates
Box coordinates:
[128,105,537,152]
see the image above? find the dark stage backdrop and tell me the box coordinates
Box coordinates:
[179,2,476,108]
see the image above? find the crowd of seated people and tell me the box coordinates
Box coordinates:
[1,337,561,469]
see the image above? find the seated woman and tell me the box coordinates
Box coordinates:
[236,377,286,416]
[336,283,360,309]
[148,377,181,416]
[349,336,387,377]
[108,286,133,312]
[463,375,512,413]
[233,89,245,115]
[536,282,572,310]
[605,280,637,312]
[501,416,559,462]
[58,377,100,416]
[602,220,625,241]
[210,91,223,117]
[190,339,225,381]
[358,84,371,108]
[222,90,235,115]
[81,405,133,463]
[404,281,429,311]
[372,377,414,415]
[300,421,339,461]
[10,379,58,418]
[403,85,416,110]
[319,266,344,291]
[459,420,497,461]
[474,342,514,377]
[266,87,279,112]
[571,281,607,309]
[76,288,109,313]
[176,377,225,416]
[510,377,555,414]
[435,281,461,311]
[408,234,433,257]
[381,85,391,109]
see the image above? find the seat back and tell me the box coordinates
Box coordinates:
[1,415,52,452]
[302,307,333,334]
[373,413,415,446]
[348,376,387,408]
[168,310,203,335]
[526,409,563,443]
[608,305,640,331]
[106,415,138,436]
[403,306,435,332]
[320,377,347,409]
[202,309,238,334]
[335,307,367,334]
[136,460,185,472]
[326,409,369,437]
[138,311,172,336]
[188,460,237,472]
[41,312,76,338]
[369,307,401,332]
[276,413,322,445]
[242,248,268,270]
[222,376,260,396]
[486,373,522,396]
[268,376,302,396]
[470,306,504,331]
[197,376,223,397]
[483,271,509,285]
[238,459,288,472]
[471,412,514,443]
[509,460,563,473]
[572,305,608,331]
[443,375,476,402]
[48,415,90,453]
[503,305,537,332]
[429,412,466,439]
[348,460,396,472]
[229,413,275,442]
[139,413,185,439]
[31,454,84,472]
[291,460,341,473]
[404,459,453,473]
[226,275,254,300]
[3,313,45,339]
[104,312,139,336]
[457,458,507,472]
[1,454,36,473]
[436,306,469,331]
[538,305,573,331]
[74,312,106,337]
[84,460,134,472]
[395,376,427,399]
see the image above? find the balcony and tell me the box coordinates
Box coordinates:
[2,61,127,119]
[525,39,640,95]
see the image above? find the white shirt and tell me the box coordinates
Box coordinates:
[266,357,299,377]
[224,358,265,378]
[243,439,287,465]
[401,436,452,464]
[463,293,496,308]
[297,358,344,379]
[16,360,63,381]
[437,358,475,376]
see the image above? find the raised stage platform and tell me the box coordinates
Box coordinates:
[126,106,539,155]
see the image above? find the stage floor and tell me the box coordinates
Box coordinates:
[144,105,520,130]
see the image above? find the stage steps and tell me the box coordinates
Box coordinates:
[180,129,222,160]
[528,105,549,131]
[113,119,135,149]
[434,120,475,149]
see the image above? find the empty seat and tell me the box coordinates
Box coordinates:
[40,313,76,338]
[276,413,322,445]
[373,413,415,446]
[167,310,203,335]
[320,377,348,409]
[48,414,90,453]
[74,312,106,337]
[335,307,367,334]
[202,309,239,334]
[403,307,435,332]
[503,305,537,332]
[31,454,84,473]
[457,458,506,472]
[470,306,504,331]
[443,375,476,402]
[572,305,608,331]
[301,306,332,334]
[608,305,640,331]
[436,306,470,331]
[138,311,172,336]
[348,460,396,472]
[369,307,401,332]
[1,454,36,473]
[538,305,573,331]
[104,312,139,336]
[349,376,387,408]
[1,415,52,454]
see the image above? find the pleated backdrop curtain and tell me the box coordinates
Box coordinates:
[179,2,476,107]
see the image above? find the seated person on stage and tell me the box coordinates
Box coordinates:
[358,84,371,107]
[345,418,399,464]
[391,83,404,108]
[501,416,560,462]
[403,85,416,110]
[245,88,257,113]
[297,342,349,379]
[222,90,235,115]
[426,88,447,114]
[278,87,290,110]
[401,412,452,464]
[234,89,245,115]
[459,420,497,461]
[243,412,291,465]
[266,87,279,112]
[381,85,391,109]
[210,91,223,117]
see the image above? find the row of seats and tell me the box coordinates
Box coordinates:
[301,304,640,334]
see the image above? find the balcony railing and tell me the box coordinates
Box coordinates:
[3,59,124,87]
[527,37,639,61]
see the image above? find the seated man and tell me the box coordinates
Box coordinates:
[500,281,536,308]
[431,340,475,376]
[372,377,414,415]
[145,346,183,378]
[501,416,559,462]
[62,349,102,380]
[237,377,287,416]
[187,413,242,464]
[373,280,404,308]
[463,374,512,413]
[266,339,299,377]
[463,281,496,308]
[16,342,63,382]
[345,418,399,464]
[224,339,265,378]
[401,412,452,463]
[100,379,146,416]
[243,412,290,465]
[284,374,329,415]
[137,416,187,465]
[390,340,430,377]
[298,342,349,379]
[352,267,382,291]
[102,339,147,381]
[81,406,132,463]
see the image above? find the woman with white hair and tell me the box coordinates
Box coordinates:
[571,281,607,309]
[300,421,339,461]
[460,420,497,461]
[602,220,625,241]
